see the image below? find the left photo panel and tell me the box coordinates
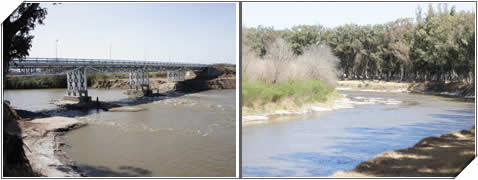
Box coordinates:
[2,2,238,177]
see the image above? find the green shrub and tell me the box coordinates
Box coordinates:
[242,80,334,107]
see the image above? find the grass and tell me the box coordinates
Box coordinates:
[242,79,335,107]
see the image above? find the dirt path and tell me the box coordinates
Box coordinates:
[332,128,475,177]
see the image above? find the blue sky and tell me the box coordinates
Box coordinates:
[29,3,236,64]
[243,2,476,29]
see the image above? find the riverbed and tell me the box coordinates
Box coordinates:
[242,91,475,177]
[4,88,236,177]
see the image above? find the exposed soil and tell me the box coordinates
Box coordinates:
[91,65,236,92]
[409,81,475,97]
[18,116,86,177]
[332,128,476,177]
[4,101,85,177]
[3,101,36,177]
[338,80,475,98]
[92,78,173,90]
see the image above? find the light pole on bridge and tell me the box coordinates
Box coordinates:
[55,39,59,59]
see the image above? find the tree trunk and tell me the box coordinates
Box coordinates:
[399,65,404,82]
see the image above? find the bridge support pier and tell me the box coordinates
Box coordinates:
[64,67,91,102]
[128,69,152,96]
[167,71,185,81]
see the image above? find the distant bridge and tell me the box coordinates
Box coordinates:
[8,57,211,101]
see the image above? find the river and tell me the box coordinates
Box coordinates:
[242,91,475,177]
[4,88,236,177]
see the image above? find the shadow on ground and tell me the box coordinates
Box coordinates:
[65,164,152,177]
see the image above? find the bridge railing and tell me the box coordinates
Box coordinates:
[10,57,210,68]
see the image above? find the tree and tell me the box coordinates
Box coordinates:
[385,18,413,81]
[2,3,47,78]
[242,3,474,83]
[243,25,277,58]
[283,25,325,55]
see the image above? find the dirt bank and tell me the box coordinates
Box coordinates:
[5,101,86,177]
[18,116,86,177]
[3,101,36,176]
[338,80,474,98]
[92,78,172,90]
[92,65,236,92]
[332,128,475,177]
[409,81,475,98]
[338,80,410,92]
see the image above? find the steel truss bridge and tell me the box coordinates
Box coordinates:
[8,57,210,101]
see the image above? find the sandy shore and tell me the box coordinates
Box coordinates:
[337,80,411,92]
[19,116,87,177]
[337,80,474,98]
[332,128,475,177]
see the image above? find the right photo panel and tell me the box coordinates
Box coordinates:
[241,2,476,178]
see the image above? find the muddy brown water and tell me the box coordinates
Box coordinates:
[242,91,475,177]
[4,89,236,177]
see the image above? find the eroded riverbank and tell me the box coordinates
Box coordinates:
[337,80,475,98]
[332,128,475,177]
[18,116,86,177]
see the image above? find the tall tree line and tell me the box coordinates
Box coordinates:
[243,5,475,83]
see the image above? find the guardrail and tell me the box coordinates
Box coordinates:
[10,57,210,68]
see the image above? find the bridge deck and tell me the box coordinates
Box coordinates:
[10,57,208,68]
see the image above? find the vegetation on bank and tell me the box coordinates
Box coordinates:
[5,72,168,89]
[244,4,475,82]
[242,33,339,110]
[243,80,335,107]
[6,76,68,89]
